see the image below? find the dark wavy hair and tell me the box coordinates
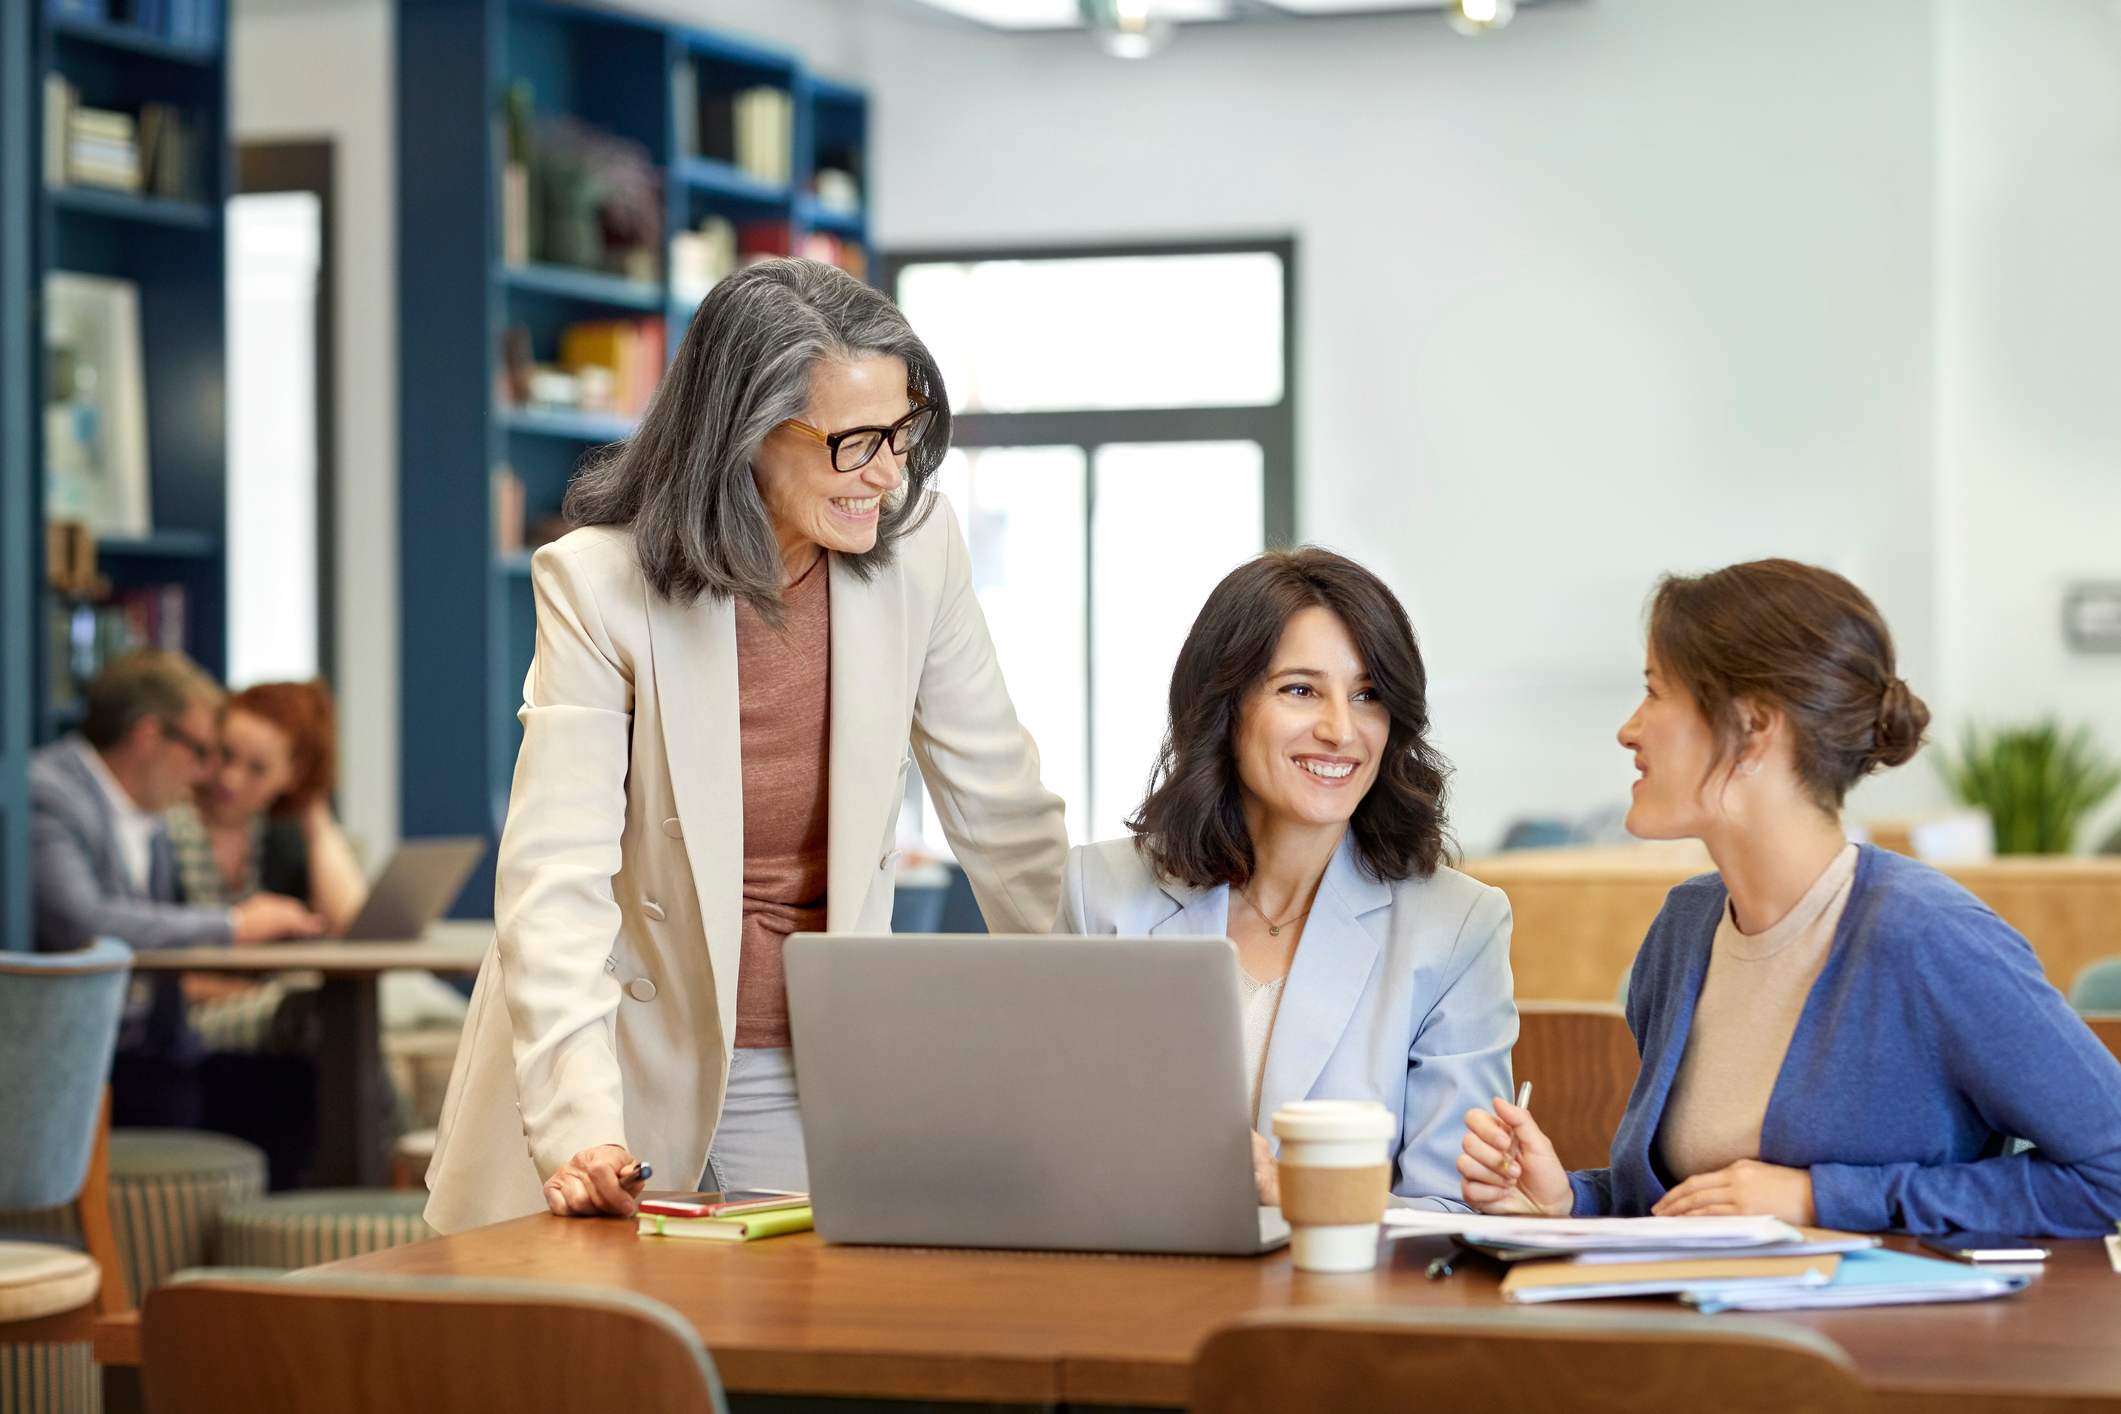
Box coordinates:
[1127,547,1453,888]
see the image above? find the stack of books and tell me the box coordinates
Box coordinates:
[43,79,198,199]
[1382,1212,2035,1312]
[677,69,791,186]
[637,1191,812,1244]
[557,317,666,419]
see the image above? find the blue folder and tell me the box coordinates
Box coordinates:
[1687,1247,2033,1313]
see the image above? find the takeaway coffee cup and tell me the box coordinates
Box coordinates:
[1270,1099,1395,1273]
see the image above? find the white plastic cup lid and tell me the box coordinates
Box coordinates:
[1271,1099,1394,1143]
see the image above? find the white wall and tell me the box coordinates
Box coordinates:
[1936,0,2121,854]
[227,0,2121,859]
[862,0,1947,850]
[232,0,397,863]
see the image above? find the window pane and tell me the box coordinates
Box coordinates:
[897,253,1284,413]
[1090,441,1265,843]
[916,447,1090,853]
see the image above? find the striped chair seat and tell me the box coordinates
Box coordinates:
[0,1130,265,1307]
[216,1191,437,1271]
[1,1130,264,1414]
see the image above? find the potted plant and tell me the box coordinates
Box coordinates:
[1937,720,2121,854]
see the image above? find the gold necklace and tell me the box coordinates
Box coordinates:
[1236,882,1311,938]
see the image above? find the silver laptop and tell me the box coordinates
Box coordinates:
[338,837,486,940]
[786,932,1289,1257]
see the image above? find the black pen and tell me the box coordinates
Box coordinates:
[1426,1243,1468,1280]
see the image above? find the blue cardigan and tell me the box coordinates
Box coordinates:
[1571,845,2121,1236]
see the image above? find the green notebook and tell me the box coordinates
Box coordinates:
[637,1206,814,1242]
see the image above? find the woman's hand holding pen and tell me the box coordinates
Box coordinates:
[1458,1091,1572,1216]
[544,1144,651,1217]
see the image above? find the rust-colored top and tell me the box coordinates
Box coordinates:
[732,556,830,1049]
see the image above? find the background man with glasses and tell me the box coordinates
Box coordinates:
[30,648,323,1129]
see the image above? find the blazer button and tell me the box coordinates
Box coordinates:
[627,978,658,1002]
[641,900,667,922]
[661,817,683,839]
[879,849,903,871]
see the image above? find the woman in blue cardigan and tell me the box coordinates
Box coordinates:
[1460,559,2121,1236]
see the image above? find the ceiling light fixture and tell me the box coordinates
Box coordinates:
[1447,0,1514,35]
[1080,0,1176,58]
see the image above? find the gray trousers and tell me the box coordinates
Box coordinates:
[701,1046,810,1194]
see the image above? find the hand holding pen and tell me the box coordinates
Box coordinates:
[1457,1080,1573,1216]
[543,1144,654,1217]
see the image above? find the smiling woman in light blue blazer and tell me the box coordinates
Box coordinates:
[1061,548,1515,1211]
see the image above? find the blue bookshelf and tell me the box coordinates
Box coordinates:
[37,0,230,743]
[398,0,869,914]
[0,0,230,945]
[2,0,35,949]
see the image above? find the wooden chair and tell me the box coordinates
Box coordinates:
[2083,1012,2121,1066]
[142,1272,730,1413]
[1192,1306,1871,1414]
[1513,1001,1640,1172]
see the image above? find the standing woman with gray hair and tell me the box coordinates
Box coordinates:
[425,259,1067,1231]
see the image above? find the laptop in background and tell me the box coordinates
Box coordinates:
[337,837,486,941]
[786,932,1288,1257]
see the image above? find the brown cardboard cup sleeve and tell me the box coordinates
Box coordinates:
[1278,1162,1391,1226]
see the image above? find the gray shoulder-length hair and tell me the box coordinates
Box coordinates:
[563,257,949,615]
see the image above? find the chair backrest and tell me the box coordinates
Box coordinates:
[2069,956,2121,1012]
[143,1271,730,1414]
[0,940,131,1209]
[1513,1001,1639,1172]
[2082,1012,2121,1066]
[1192,1306,1870,1414]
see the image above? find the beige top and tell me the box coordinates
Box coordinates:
[1238,968,1288,1124]
[731,558,831,1050]
[1658,843,1859,1180]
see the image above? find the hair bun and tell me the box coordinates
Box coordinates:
[1869,676,1930,771]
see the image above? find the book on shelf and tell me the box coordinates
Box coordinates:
[797,231,867,283]
[555,316,666,418]
[492,467,525,557]
[46,85,202,200]
[734,86,792,184]
[48,583,189,717]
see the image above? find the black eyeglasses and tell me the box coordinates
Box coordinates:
[157,718,213,766]
[779,403,937,474]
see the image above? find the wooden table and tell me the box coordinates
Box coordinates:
[1464,845,2121,1003]
[127,922,490,1187]
[174,1215,2110,1411]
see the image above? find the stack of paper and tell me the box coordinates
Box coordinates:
[1382,1211,1807,1253]
[1502,1254,1839,1306]
[1383,1211,2031,1312]
[1686,1249,2032,1312]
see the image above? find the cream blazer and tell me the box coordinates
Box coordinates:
[425,498,1067,1232]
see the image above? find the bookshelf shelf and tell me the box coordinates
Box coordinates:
[401,0,867,916]
[96,529,220,559]
[796,197,864,239]
[50,15,218,65]
[502,262,665,310]
[7,0,229,944]
[676,156,791,210]
[498,406,636,443]
[48,185,216,229]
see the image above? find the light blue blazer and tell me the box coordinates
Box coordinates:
[1060,834,1517,1210]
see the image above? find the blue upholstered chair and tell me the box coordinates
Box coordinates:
[0,941,132,1411]
[2069,956,2121,1013]
[144,1271,731,1413]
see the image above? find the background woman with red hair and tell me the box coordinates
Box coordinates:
[167,678,366,933]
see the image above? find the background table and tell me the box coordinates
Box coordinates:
[302,1215,2121,1411]
[127,922,491,1186]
